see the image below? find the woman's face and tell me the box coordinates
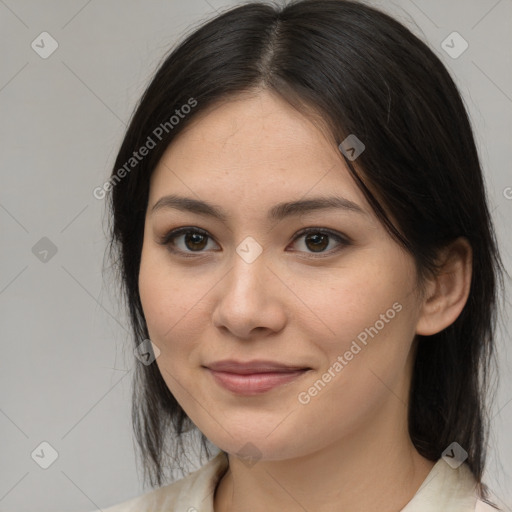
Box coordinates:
[138,90,426,461]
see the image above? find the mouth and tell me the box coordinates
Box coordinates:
[203,360,312,395]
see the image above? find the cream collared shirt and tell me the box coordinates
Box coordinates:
[95,452,498,512]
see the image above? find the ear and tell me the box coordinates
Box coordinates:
[415,237,472,336]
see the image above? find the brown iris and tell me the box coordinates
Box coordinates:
[304,232,329,252]
[184,232,208,251]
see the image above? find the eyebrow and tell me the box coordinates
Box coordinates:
[150,194,366,222]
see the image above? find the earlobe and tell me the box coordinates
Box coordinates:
[415,237,473,336]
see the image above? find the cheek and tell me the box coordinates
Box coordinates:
[138,246,190,345]
[301,260,419,397]
[298,260,414,346]
[138,244,218,371]
[295,300,416,450]
[138,252,205,404]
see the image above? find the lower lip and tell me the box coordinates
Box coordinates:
[207,369,309,395]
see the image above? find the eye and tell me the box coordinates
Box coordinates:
[158,227,219,257]
[288,227,351,257]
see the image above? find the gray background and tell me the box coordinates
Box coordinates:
[0,0,511,511]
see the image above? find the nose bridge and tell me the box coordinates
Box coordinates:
[212,238,286,338]
[227,240,269,304]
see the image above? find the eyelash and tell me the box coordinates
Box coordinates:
[158,226,351,259]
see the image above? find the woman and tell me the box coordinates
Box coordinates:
[102,0,505,510]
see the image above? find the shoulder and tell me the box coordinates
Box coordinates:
[93,451,228,512]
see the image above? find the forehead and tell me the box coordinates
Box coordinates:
[148,90,368,212]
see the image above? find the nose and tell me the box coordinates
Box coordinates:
[211,251,287,340]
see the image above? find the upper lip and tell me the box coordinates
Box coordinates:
[205,360,310,374]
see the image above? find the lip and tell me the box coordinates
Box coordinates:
[204,360,311,395]
[206,359,309,374]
